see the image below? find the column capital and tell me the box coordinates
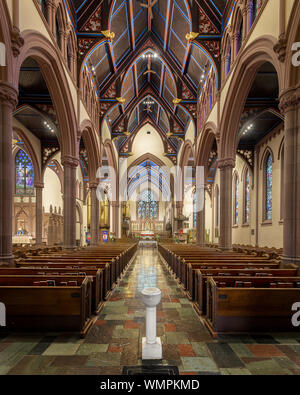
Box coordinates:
[89,182,98,190]
[218,157,235,170]
[0,82,18,109]
[11,26,24,57]
[34,182,44,189]
[279,86,300,114]
[61,155,79,168]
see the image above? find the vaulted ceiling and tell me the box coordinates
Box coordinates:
[65,0,235,159]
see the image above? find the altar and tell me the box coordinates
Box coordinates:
[139,240,157,249]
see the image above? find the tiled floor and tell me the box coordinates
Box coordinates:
[0,248,300,375]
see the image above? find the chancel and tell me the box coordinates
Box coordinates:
[0,0,299,377]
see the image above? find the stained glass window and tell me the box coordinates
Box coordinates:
[226,44,231,76]
[193,191,197,228]
[244,168,251,224]
[237,19,243,54]
[265,153,273,220]
[40,0,46,17]
[137,190,158,220]
[15,150,34,196]
[233,175,239,225]
[250,0,259,27]
[55,13,61,49]
[209,87,213,111]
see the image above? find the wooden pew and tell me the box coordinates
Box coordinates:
[185,261,280,299]
[195,269,300,314]
[205,277,300,335]
[0,268,104,313]
[0,275,94,337]
[16,243,137,299]
[16,261,115,300]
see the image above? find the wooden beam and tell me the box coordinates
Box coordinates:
[128,0,136,51]
[164,0,172,51]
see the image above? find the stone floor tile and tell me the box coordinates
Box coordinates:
[180,356,219,372]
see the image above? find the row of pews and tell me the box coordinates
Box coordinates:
[0,243,137,337]
[158,244,300,336]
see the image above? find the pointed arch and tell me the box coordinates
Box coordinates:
[13,127,42,185]
[80,119,101,183]
[219,36,284,160]
[15,32,78,158]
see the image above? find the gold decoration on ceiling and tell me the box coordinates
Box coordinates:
[123,132,130,136]
[173,98,182,105]
[101,30,115,41]
[186,32,199,41]
[166,132,173,138]
[116,97,126,104]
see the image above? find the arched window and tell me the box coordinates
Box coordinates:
[137,190,158,220]
[40,0,47,19]
[55,12,61,49]
[193,191,197,228]
[237,17,243,54]
[226,38,231,76]
[264,153,273,221]
[209,86,213,111]
[15,150,34,196]
[67,36,72,71]
[233,174,239,226]
[244,168,251,224]
[250,0,259,27]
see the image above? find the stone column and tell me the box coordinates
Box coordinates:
[0,82,18,267]
[47,215,54,246]
[62,156,78,249]
[232,33,238,60]
[35,182,44,246]
[89,183,99,246]
[196,189,206,247]
[218,158,235,250]
[111,202,119,238]
[175,201,183,232]
[47,1,56,35]
[279,88,300,266]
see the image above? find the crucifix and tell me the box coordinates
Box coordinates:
[143,57,156,76]
[143,104,153,113]
[140,0,158,20]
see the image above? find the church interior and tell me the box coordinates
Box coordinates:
[0,0,299,377]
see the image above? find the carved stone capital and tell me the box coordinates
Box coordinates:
[34,182,45,189]
[273,34,287,63]
[11,26,24,57]
[279,86,300,114]
[218,157,235,170]
[89,182,98,190]
[62,155,79,169]
[0,82,18,109]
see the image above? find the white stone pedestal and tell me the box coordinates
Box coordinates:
[141,287,162,360]
[142,337,162,360]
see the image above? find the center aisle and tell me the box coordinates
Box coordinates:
[86,247,214,374]
[3,247,299,375]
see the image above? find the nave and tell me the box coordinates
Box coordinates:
[0,247,299,376]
